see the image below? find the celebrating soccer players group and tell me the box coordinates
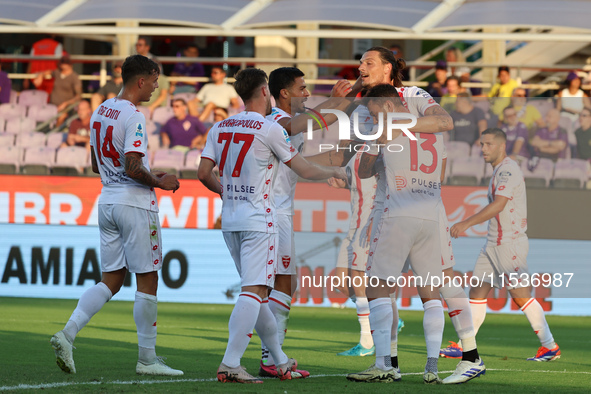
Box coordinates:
[50,47,559,385]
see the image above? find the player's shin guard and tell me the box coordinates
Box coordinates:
[440,284,476,352]
[356,297,373,349]
[265,290,292,365]
[222,292,262,368]
[255,298,288,367]
[64,282,112,343]
[521,298,556,349]
[134,291,158,364]
[423,300,444,360]
[368,298,393,370]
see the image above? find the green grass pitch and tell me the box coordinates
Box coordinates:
[0,297,590,392]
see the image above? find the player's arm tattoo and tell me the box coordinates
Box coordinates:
[358,152,379,178]
[125,152,160,187]
[423,105,454,132]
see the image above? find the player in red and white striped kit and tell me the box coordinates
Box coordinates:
[443,128,560,364]
[198,68,346,384]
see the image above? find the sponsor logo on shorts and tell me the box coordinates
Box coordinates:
[282,256,290,269]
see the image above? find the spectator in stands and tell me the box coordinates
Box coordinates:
[142,74,170,117]
[575,107,591,160]
[501,105,530,161]
[24,35,63,96]
[188,66,239,122]
[135,36,158,62]
[557,72,591,124]
[426,60,448,98]
[213,107,229,123]
[0,62,11,104]
[171,44,205,94]
[440,76,466,111]
[61,99,91,152]
[160,98,208,152]
[499,87,545,137]
[36,55,82,127]
[90,61,123,111]
[446,47,471,79]
[389,44,409,81]
[530,108,569,161]
[488,66,519,116]
[450,92,487,146]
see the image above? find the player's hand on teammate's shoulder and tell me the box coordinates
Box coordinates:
[330,80,353,98]
[158,173,180,193]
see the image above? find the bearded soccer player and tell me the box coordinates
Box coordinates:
[198,68,346,383]
[50,55,182,376]
[440,128,560,363]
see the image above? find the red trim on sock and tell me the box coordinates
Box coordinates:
[269,297,290,310]
[240,293,262,303]
[357,313,370,317]
[521,298,535,311]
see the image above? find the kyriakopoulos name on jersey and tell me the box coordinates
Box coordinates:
[218,118,263,130]
[226,184,255,194]
[96,105,121,120]
[319,142,404,153]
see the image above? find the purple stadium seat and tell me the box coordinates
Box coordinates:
[444,141,471,161]
[27,103,58,124]
[152,106,175,125]
[137,105,151,120]
[145,120,159,135]
[4,117,37,134]
[46,132,66,149]
[19,90,49,108]
[521,158,554,188]
[0,132,15,146]
[53,146,88,175]
[16,131,47,148]
[0,103,27,120]
[0,117,5,132]
[0,145,21,174]
[449,157,485,185]
[471,144,482,158]
[9,90,18,104]
[151,148,185,176]
[147,134,160,152]
[553,158,589,189]
[180,149,202,179]
[21,146,56,175]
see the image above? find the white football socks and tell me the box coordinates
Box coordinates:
[369,298,393,370]
[521,298,556,349]
[469,299,488,336]
[440,284,477,352]
[355,297,373,349]
[255,298,288,367]
[423,299,444,359]
[63,281,112,343]
[134,291,158,365]
[222,292,261,368]
[389,293,399,357]
[264,290,292,365]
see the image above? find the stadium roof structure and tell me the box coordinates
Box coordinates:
[0,0,590,42]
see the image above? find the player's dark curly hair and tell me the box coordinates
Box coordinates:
[269,67,305,100]
[121,55,159,85]
[234,68,268,102]
[366,46,406,88]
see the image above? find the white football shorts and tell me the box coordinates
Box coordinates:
[471,237,530,290]
[98,204,162,274]
[336,226,371,272]
[223,231,277,288]
[276,214,296,276]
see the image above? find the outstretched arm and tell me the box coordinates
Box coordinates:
[450,195,508,238]
[306,140,358,167]
[285,154,347,181]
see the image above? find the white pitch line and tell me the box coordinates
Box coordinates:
[1,369,589,391]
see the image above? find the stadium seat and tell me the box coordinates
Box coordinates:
[0,132,15,146]
[147,133,161,152]
[53,146,88,176]
[19,90,49,108]
[0,103,27,121]
[472,99,490,114]
[0,145,21,174]
[4,117,36,134]
[16,131,47,148]
[0,117,6,132]
[444,141,471,161]
[46,132,66,149]
[470,144,482,158]
[180,149,202,179]
[449,157,485,185]
[21,146,56,175]
[145,120,159,135]
[152,106,175,125]
[27,103,58,124]
[553,158,589,189]
[137,105,151,120]
[9,89,18,104]
[151,148,185,176]
[521,158,554,188]
[530,99,554,117]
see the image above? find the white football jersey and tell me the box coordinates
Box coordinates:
[382,132,444,221]
[267,107,304,215]
[487,157,527,245]
[373,86,440,205]
[345,151,377,229]
[90,97,158,212]
[201,111,297,232]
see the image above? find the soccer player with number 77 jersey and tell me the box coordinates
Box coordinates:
[198,68,347,384]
